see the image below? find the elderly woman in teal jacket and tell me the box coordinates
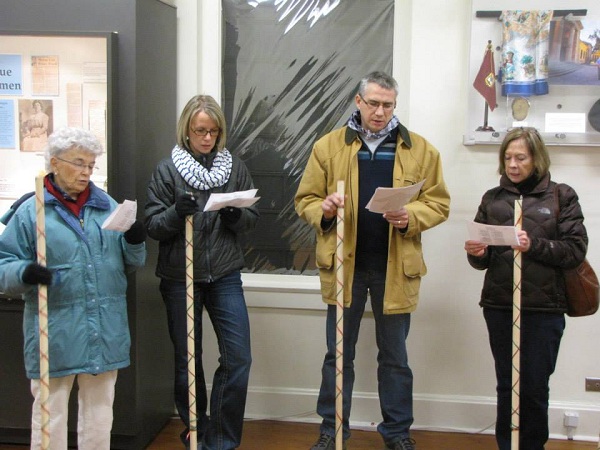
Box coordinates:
[0,127,146,450]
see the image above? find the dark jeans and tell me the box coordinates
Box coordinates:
[484,308,565,450]
[316,268,413,443]
[160,271,252,450]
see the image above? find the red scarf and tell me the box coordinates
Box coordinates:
[44,175,90,218]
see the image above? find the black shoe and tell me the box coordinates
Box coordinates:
[180,428,190,449]
[310,433,347,450]
[385,437,416,450]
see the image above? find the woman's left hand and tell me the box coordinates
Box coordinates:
[512,230,531,252]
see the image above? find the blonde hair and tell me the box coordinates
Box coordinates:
[176,95,227,152]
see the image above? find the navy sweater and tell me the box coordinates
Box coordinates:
[355,128,398,272]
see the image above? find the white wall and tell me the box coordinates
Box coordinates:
[174,0,600,442]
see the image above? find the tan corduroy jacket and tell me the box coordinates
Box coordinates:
[295,125,450,314]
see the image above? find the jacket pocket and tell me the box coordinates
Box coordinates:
[401,241,425,299]
[316,233,336,300]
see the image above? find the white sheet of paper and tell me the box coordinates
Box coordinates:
[467,221,519,246]
[203,189,260,212]
[365,179,426,214]
[102,199,137,232]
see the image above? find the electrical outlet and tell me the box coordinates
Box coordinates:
[585,377,600,392]
[564,411,579,427]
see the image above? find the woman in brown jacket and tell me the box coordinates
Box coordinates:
[464,127,588,450]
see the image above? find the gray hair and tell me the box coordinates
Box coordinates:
[45,127,104,171]
[358,71,398,97]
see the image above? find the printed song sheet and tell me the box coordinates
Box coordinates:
[467,221,519,246]
[204,189,260,212]
[102,199,137,232]
[366,179,425,213]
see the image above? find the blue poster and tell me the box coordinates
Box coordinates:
[0,100,16,148]
[0,55,23,95]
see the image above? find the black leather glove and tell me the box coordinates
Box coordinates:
[124,219,146,244]
[22,263,53,285]
[219,206,241,225]
[175,193,199,218]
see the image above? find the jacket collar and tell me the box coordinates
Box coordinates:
[499,172,551,195]
[44,181,110,211]
[344,122,412,148]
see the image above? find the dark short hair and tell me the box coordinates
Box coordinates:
[358,71,398,97]
[176,95,227,152]
[498,127,551,178]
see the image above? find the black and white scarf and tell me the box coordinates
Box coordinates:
[346,110,400,140]
[171,145,233,191]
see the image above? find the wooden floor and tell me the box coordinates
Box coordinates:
[1,419,597,449]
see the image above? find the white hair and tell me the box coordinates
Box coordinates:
[44,127,104,171]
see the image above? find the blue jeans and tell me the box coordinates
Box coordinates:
[484,308,565,450]
[160,271,252,450]
[316,268,413,443]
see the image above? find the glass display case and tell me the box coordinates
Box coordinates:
[465,0,600,147]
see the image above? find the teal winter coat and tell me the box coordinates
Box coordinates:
[0,182,146,379]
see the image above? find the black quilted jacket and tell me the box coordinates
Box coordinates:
[467,173,588,312]
[145,150,259,283]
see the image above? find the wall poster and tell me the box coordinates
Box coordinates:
[0,32,114,233]
[222,0,394,274]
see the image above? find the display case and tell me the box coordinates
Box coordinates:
[465,0,600,147]
[0,1,177,448]
[0,31,114,215]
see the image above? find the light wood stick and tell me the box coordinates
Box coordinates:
[511,196,523,450]
[35,172,50,450]
[186,214,198,450]
[335,180,344,450]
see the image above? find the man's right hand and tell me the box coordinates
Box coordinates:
[321,193,344,220]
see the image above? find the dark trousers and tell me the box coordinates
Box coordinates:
[316,268,413,443]
[484,308,565,450]
[160,271,251,450]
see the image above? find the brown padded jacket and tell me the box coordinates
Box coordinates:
[467,173,588,312]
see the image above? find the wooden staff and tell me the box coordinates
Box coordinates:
[511,196,523,449]
[335,180,345,450]
[185,213,198,450]
[35,172,50,450]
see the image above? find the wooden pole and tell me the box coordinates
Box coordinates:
[185,214,197,450]
[511,196,523,449]
[335,180,344,450]
[35,172,50,450]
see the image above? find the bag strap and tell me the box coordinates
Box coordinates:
[553,183,561,221]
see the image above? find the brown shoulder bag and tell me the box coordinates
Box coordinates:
[554,184,599,317]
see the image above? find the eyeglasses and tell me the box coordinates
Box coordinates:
[359,94,395,112]
[190,128,220,137]
[55,156,98,172]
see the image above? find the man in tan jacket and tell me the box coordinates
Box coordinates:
[295,71,450,450]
